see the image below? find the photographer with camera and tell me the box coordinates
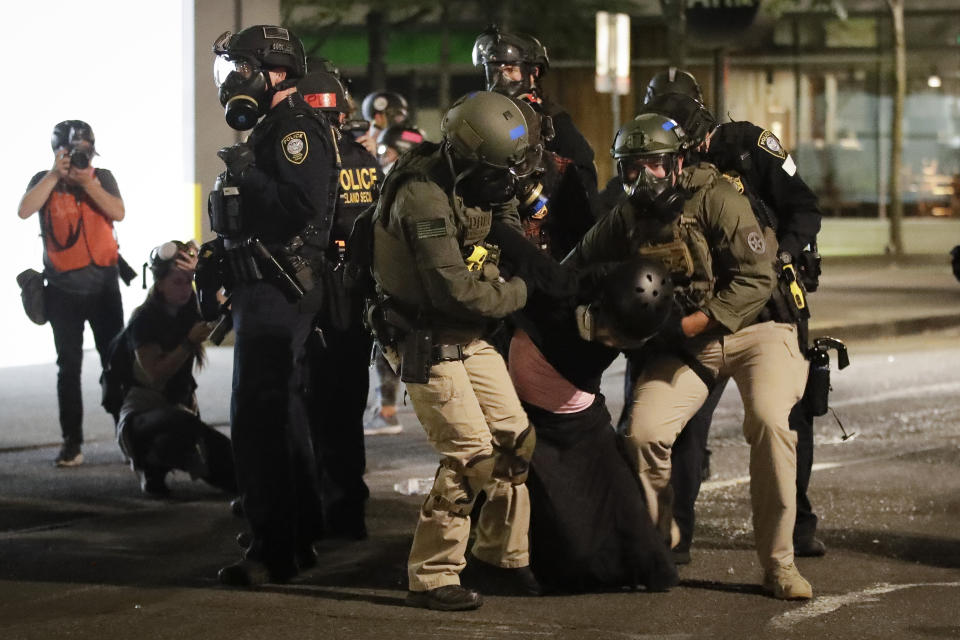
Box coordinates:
[17,120,126,467]
[115,241,236,498]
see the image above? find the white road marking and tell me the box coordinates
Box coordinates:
[769,581,960,630]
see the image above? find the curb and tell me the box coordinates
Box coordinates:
[811,313,960,342]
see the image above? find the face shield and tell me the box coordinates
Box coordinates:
[484,61,534,98]
[618,153,688,223]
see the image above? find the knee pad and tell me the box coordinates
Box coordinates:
[489,424,535,484]
[422,461,481,518]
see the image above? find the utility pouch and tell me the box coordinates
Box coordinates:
[208,173,244,238]
[638,241,695,279]
[797,247,822,292]
[803,348,831,417]
[400,328,433,384]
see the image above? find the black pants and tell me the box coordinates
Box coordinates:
[46,280,124,446]
[119,406,236,493]
[306,292,371,539]
[230,281,324,573]
[620,357,819,549]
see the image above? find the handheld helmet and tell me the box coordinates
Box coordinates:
[361,91,409,127]
[213,25,307,130]
[597,257,674,345]
[148,240,198,282]
[298,70,348,114]
[611,113,690,222]
[472,26,549,97]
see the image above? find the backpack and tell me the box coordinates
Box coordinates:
[100,327,133,425]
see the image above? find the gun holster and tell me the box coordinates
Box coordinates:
[400,329,433,384]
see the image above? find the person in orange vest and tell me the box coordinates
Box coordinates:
[18,120,126,467]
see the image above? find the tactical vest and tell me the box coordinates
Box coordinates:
[42,185,119,273]
[630,167,719,315]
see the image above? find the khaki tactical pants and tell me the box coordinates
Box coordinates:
[628,322,809,571]
[404,339,535,591]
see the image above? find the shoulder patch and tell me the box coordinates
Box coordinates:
[757,130,786,160]
[743,228,767,254]
[413,218,447,240]
[281,131,309,164]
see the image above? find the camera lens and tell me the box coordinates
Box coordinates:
[69,148,91,170]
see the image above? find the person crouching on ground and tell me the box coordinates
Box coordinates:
[116,240,236,498]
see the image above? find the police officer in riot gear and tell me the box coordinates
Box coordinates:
[210,24,334,586]
[298,69,381,538]
[472,26,598,259]
[370,91,541,610]
[376,125,426,175]
[568,113,814,600]
[638,68,827,562]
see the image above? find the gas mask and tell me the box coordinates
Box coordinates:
[456,164,518,208]
[619,153,690,224]
[214,55,270,130]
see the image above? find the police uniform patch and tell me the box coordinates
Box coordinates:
[757,130,786,160]
[281,131,308,164]
[746,230,766,254]
[414,219,447,239]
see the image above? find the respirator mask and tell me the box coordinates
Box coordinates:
[214,55,270,131]
[619,153,690,224]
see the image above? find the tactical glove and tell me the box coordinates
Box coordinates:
[217,143,255,182]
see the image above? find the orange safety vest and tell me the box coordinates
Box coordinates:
[42,182,119,273]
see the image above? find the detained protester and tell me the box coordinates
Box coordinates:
[17,120,126,467]
[115,241,236,498]
[567,113,813,600]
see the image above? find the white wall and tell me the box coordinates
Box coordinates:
[1,1,195,367]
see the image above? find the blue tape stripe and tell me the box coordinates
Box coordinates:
[662,121,676,131]
[509,124,526,140]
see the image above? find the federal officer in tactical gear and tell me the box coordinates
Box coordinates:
[638,68,827,561]
[567,113,814,600]
[371,91,540,611]
[298,69,381,539]
[472,25,599,237]
[210,25,334,586]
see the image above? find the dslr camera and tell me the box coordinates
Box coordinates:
[69,145,92,170]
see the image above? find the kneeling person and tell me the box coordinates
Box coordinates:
[117,241,236,497]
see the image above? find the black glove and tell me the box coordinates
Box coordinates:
[654,301,686,346]
[217,143,255,182]
[951,245,960,283]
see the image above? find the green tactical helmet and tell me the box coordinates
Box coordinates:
[441,91,539,170]
[611,113,686,159]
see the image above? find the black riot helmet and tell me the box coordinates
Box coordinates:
[377,126,425,159]
[642,68,716,150]
[611,113,690,223]
[596,257,674,347]
[472,26,549,98]
[298,70,348,116]
[441,91,543,207]
[212,25,307,130]
[361,91,409,127]
[644,68,705,104]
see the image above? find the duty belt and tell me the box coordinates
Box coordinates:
[432,343,466,362]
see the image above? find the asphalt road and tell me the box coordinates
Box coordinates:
[1,329,959,639]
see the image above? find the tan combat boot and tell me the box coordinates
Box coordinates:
[763,562,813,600]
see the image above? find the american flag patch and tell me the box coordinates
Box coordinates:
[414,219,447,239]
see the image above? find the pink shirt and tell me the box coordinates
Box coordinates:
[508,329,595,414]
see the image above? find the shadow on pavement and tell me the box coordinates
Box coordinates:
[821,529,960,570]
